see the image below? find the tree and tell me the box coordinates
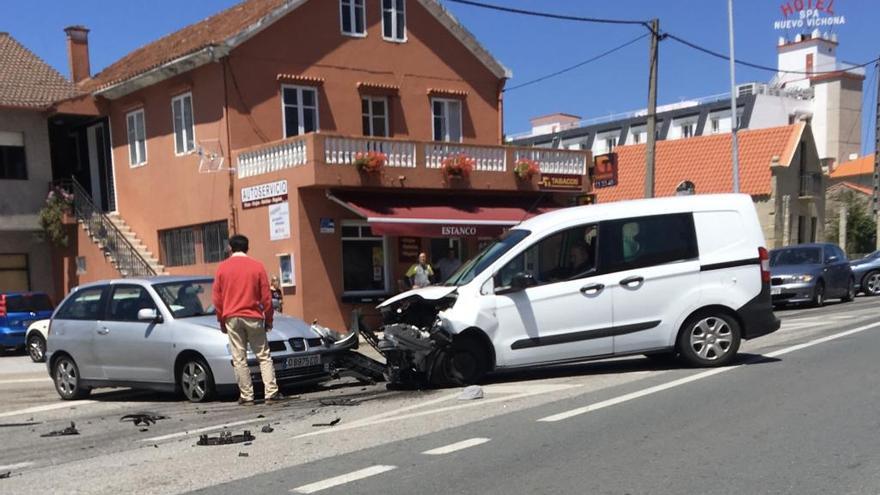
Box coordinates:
[826,190,876,255]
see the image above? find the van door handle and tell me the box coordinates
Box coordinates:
[580,283,605,295]
[97,327,110,335]
[620,276,645,288]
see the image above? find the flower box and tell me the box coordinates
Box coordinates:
[354,151,387,173]
[513,158,540,181]
[441,154,475,179]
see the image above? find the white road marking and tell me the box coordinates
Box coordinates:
[294,384,577,439]
[422,437,491,455]
[141,418,264,442]
[291,465,397,494]
[0,462,34,471]
[0,400,98,419]
[0,378,52,385]
[538,321,880,423]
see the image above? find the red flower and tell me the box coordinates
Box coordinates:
[441,154,475,179]
[354,151,387,173]
[513,158,540,180]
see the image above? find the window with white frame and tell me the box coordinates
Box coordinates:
[340,0,365,36]
[681,122,696,138]
[431,98,462,142]
[171,92,195,154]
[126,109,147,166]
[282,85,319,138]
[593,131,619,154]
[671,116,698,140]
[628,125,646,145]
[382,0,406,41]
[341,222,389,294]
[362,96,389,137]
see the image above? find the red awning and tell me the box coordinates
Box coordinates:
[329,191,558,237]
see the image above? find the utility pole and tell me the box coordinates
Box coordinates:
[644,18,659,198]
[873,59,880,249]
[727,0,740,193]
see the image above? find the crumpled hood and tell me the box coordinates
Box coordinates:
[770,264,823,278]
[185,314,321,340]
[377,286,458,309]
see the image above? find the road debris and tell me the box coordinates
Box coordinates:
[312,418,341,427]
[41,422,79,437]
[319,398,360,407]
[458,385,484,400]
[261,424,274,433]
[120,412,168,427]
[0,472,10,479]
[197,430,255,446]
[238,452,249,457]
[0,421,42,428]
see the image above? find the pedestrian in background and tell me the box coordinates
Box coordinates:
[406,252,435,288]
[212,234,285,405]
[270,275,283,313]
[434,248,462,282]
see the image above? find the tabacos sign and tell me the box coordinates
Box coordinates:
[773,0,846,30]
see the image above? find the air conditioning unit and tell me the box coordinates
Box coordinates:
[737,83,757,97]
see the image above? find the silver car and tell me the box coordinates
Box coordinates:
[46,276,358,402]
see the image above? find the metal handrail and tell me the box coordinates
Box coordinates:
[55,179,157,278]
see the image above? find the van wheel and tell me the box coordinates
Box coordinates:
[677,312,741,368]
[179,357,215,403]
[53,356,91,400]
[812,282,825,307]
[27,334,46,363]
[842,278,855,302]
[433,337,489,387]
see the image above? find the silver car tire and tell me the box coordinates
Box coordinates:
[27,333,46,363]
[179,357,215,403]
[53,356,90,400]
[677,312,741,368]
[863,271,880,296]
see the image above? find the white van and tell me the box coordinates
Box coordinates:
[376,194,779,386]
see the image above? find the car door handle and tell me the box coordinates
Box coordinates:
[620,276,645,288]
[580,283,605,295]
[97,327,110,335]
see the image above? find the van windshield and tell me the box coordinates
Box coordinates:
[443,229,531,286]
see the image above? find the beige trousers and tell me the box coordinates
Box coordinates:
[225,316,279,401]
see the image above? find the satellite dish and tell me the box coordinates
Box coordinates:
[191,139,229,174]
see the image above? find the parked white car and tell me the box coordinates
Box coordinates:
[377,194,780,386]
[26,319,50,363]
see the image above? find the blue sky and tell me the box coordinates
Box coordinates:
[4,0,877,151]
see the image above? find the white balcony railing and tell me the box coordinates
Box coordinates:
[324,136,417,168]
[425,144,506,172]
[513,149,587,176]
[237,137,308,178]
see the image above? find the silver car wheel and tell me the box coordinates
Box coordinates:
[689,317,733,361]
[27,335,45,362]
[866,272,880,295]
[181,361,208,401]
[55,359,78,397]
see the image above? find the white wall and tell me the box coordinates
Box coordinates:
[0,109,53,231]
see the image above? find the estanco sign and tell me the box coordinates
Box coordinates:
[241,180,288,209]
[773,0,845,30]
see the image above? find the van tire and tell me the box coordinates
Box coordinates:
[677,311,741,368]
[432,337,489,387]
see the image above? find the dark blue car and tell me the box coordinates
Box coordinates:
[769,243,854,307]
[0,292,54,352]
[849,251,880,296]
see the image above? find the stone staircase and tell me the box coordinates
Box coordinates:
[104,213,167,275]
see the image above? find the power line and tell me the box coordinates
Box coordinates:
[504,34,649,92]
[445,0,648,26]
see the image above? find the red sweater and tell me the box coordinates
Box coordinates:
[212,254,274,326]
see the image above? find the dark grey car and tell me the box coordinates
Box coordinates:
[850,251,880,296]
[769,243,855,307]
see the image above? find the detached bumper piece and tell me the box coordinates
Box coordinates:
[325,351,387,384]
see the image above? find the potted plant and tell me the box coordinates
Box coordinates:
[38,185,74,247]
[354,151,387,173]
[513,158,540,181]
[441,154,475,179]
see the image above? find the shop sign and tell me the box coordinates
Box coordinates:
[593,153,618,189]
[773,1,845,30]
[398,237,420,262]
[538,173,583,191]
[241,180,288,209]
[268,201,291,241]
[319,218,336,234]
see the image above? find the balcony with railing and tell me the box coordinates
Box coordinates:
[233,133,591,191]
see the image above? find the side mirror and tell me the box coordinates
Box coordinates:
[494,272,535,295]
[137,308,162,323]
[826,256,838,264]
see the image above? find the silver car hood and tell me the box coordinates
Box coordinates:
[185,314,321,341]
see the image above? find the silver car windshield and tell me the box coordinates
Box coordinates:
[153,280,215,318]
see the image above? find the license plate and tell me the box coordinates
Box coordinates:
[285,355,321,369]
[771,287,782,295]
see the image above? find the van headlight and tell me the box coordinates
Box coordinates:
[792,275,813,283]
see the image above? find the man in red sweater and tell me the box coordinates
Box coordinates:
[212,234,283,405]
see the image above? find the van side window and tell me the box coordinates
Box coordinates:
[107,286,157,322]
[600,213,697,273]
[497,224,598,287]
[55,287,107,320]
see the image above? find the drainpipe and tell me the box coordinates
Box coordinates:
[496,79,506,144]
[221,55,238,234]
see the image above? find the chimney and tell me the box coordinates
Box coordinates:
[64,25,90,83]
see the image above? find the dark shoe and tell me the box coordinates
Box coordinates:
[264,393,287,405]
[238,398,255,406]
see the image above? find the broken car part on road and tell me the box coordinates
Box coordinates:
[197,430,255,446]
[40,422,79,437]
[120,413,168,427]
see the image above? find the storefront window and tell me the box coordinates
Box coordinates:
[341,222,388,294]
